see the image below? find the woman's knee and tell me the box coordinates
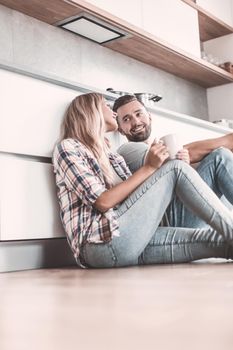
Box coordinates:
[165,159,193,175]
[162,159,190,171]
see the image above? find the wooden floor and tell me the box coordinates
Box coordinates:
[0,260,233,350]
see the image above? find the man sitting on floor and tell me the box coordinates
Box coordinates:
[113,94,233,228]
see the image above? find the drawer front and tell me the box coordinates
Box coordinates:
[0,155,65,240]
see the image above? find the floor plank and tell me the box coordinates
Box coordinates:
[0,260,232,350]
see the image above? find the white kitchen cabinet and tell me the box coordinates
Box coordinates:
[141,0,201,57]
[0,154,65,240]
[84,0,143,27]
[86,0,200,57]
[196,0,233,27]
[149,109,229,142]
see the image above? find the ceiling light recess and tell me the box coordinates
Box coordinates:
[58,13,127,44]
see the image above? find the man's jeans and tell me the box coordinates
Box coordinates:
[166,147,233,228]
[81,159,233,268]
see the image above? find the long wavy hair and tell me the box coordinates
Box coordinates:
[61,93,114,187]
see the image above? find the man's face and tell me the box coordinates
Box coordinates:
[116,100,152,142]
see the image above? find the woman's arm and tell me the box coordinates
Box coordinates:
[94,164,155,212]
[184,133,233,164]
[94,142,169,212]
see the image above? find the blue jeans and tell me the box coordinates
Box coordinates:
[166,147,233,227]
[81,159,233,268]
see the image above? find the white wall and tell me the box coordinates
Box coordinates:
[197,0,233,26]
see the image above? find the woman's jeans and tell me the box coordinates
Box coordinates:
[81,158,233,268]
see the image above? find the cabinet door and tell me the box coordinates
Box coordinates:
[0,155,65,240]
[142,0,201,57]
[150,111,226,144]
[197,0,233,26]
[85,0,143,27]
[0,68,78,157]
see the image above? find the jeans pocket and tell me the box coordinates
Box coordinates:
[81,242,117,268]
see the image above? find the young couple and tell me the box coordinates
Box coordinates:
[53,93,233,268]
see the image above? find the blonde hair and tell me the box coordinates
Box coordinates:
[61,93,114,187]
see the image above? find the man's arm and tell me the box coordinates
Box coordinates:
[185,133,233,164]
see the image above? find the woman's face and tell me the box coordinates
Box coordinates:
[102,100,118,132]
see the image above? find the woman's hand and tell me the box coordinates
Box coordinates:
[144,141,170,170]
[95,141,169,212]
[176,148,190,164]
[95,141,171,212]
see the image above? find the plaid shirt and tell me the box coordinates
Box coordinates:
[53,138,131,264]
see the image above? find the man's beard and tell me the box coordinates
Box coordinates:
[127,124,152,142]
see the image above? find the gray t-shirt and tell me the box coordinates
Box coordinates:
[117,142,149,173]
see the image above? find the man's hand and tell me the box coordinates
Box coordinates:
[144,141,169,170]
[176,148,190,164]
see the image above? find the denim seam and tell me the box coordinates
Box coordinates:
[147,242,226,247]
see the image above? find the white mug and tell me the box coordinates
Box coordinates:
[160,133,183,159]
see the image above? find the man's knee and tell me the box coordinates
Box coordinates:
[212,147,233,161]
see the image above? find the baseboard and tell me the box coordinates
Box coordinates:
[0,238,76,273]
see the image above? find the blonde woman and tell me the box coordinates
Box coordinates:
[53,93,233,268]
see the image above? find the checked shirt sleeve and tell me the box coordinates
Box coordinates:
[54,140,106,207]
